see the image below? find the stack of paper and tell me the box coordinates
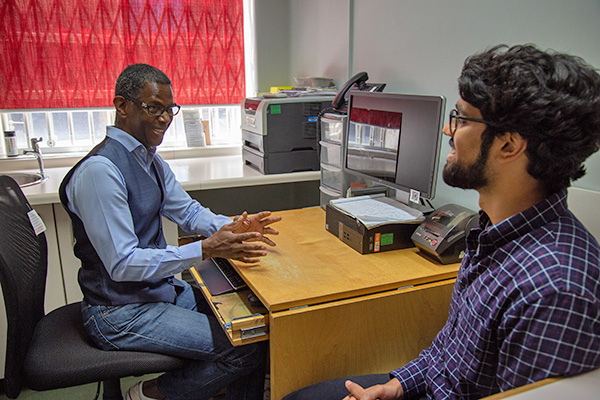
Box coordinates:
[330,194,424,228]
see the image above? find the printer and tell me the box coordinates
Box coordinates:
[241,96,335,174]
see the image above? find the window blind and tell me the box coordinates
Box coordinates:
[0,0,246,109]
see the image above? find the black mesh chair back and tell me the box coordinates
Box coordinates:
[0,175,187,399]
[0,175,48,397]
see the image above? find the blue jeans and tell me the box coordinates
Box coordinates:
[82,281,266,400]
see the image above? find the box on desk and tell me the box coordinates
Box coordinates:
[325,203,419,254]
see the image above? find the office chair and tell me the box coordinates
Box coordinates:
[0,175,187,399]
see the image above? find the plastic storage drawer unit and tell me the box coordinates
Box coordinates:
[321,163,343,192]
[319,140,342,167]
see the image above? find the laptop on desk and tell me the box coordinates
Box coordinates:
[194,257,247,295]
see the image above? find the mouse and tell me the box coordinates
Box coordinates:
[247,293,262,308]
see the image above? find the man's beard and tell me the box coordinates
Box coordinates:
[442,138,491,190]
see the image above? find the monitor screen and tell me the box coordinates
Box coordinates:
[344,91,446,200]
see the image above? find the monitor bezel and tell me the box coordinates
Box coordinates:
[343,91,446,201]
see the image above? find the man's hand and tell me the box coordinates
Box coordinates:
[342,378,404,400]
[202,214,273,263]
[232,211,282,246]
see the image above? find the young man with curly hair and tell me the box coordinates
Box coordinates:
[283,44,600,400]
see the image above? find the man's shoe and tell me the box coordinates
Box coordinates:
[125,380,150,400]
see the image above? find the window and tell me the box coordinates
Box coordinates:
[1,106,241,154]
[1,0,253,155]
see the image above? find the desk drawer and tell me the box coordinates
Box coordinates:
[189,267,269,346]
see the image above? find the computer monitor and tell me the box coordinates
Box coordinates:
[344,91,446,201]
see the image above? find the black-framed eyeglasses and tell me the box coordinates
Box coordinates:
[449,109,494,134]
[129,98,181,117]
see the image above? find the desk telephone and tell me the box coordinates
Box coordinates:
[331,71,386,112]
[411,204,478,264]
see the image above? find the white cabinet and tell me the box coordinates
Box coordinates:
[37,204,68,311]
[53,204,84,304]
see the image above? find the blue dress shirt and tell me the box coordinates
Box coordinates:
[64,126,232,283]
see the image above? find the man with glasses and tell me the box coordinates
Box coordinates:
[60,64,280,400]
[284,44,600,400]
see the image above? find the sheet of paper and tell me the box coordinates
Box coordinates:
[182,109,206,147]
[331,194,424,228]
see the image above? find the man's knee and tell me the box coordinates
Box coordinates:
[225,340,267,371]
[283,374,390,400]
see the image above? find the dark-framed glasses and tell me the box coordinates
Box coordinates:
[449,109,494,134]
[129,98,181,117]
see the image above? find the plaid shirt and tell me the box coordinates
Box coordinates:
[392,189,600,399]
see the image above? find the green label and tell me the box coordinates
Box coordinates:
[380,233,394,246]
[271,105,281,114]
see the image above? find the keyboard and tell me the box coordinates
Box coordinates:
[213,257,246,290]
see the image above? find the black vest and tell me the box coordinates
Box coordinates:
[59,137,180,305]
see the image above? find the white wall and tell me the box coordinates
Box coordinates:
[277,0,600,210]
[289,0,350,84]
[254,0,292,93]
[255,0,351,92]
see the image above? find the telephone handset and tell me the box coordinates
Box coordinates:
[331,71,369,112]
[331,71,386,112]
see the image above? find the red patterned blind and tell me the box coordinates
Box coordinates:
[0,0,245,109]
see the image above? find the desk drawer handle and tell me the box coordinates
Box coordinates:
[241,325,268,340]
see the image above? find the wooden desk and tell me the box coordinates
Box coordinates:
[192,207,460,399]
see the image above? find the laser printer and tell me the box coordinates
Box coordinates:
[241,96,335,174]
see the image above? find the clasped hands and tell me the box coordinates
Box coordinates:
[202,211,282,263]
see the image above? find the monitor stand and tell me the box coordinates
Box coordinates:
[347,185,388,197]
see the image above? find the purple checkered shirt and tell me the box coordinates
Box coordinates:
[392,189,600,399]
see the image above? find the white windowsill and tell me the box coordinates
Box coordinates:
[0,144,242,173]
